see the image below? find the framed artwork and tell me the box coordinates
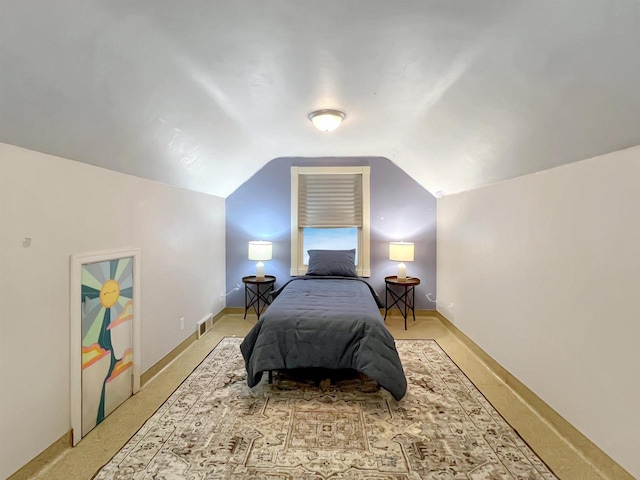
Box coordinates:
[70,248,140,446]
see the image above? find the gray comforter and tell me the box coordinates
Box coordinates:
[240,276,407,400]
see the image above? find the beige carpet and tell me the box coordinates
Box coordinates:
[93,337,557,479]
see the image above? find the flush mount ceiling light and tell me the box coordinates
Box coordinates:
[308,109,346,132]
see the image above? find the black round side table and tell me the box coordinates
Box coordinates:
[242,275,276,320]
[384,275,420,330]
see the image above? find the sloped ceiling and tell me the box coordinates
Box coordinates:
[1,1,638,198]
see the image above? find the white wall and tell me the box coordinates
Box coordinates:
[0,143,226,479]
[437,146,640,478]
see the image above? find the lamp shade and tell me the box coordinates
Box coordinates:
[389,242,414,262]
[308,109,346,132]
[248,241,272,261]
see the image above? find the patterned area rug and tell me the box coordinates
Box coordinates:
[93,338,558,479]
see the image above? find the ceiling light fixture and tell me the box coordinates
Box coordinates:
[308,109,346,132]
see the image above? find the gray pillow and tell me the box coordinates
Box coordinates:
[306,249,358,277]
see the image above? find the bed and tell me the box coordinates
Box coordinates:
[240,249,407,400]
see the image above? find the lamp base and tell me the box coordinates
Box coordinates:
[397,262,407,281]
[256,261,265,279]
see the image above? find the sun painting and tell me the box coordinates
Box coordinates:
[80,256,134,435]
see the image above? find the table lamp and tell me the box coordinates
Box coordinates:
[389,241,414,281]
[248,241,272,279]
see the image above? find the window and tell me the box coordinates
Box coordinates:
[291,166,370,276]
[302,227,358,265]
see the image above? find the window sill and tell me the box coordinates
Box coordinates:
[290,267,370,277]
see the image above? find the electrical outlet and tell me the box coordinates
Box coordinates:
[180,317,185,330]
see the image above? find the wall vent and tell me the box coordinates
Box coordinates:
[197,313,213,339]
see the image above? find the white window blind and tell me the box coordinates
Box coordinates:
[298,173,363,227]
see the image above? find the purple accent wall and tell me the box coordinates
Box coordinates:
[225,157,437,309]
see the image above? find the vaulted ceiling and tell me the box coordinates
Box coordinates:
[1,1,638,198]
